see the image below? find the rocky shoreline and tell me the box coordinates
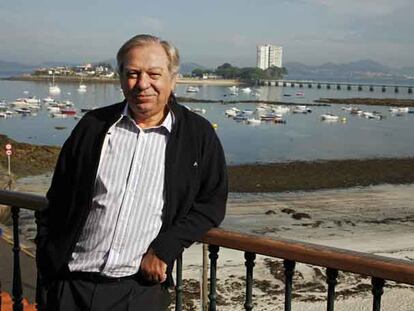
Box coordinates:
[1,134,413,193]
[315,97,414,107]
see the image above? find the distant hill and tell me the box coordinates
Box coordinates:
[0,60,36,71]
[180,62,207,75]
[284,59,414,82]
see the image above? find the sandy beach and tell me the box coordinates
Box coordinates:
[1,181,413,309]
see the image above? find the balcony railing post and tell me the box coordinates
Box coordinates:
[175,253,183,311]
[11,206,23,311]
[208,245,219,311]
[244,252,256,311]
[284,260,296,311]
[372,277,385,311]
[326,268,338,311]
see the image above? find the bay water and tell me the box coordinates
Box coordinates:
[0,79,413,165]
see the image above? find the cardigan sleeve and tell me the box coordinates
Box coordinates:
[149,124,228,264]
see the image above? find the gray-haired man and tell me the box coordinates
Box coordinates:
[36,34,228,311]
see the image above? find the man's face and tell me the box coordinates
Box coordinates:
[120,43,176,126]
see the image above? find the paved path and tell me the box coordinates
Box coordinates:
[0,235,37,303]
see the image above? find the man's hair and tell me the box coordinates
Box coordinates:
[117,34,180,76]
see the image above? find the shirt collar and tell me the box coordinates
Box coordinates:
[121,103,174,133]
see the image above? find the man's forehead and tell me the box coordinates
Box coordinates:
[123,44,169,68]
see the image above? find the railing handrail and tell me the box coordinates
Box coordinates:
[1,190,413,286]
[199,229,414,285]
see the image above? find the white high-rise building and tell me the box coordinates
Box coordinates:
[257,44,283,70]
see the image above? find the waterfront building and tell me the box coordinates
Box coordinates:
[257,44,283,70]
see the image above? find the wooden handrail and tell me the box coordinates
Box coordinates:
[1,190,413,285]
[199,228,414,285]
[0,190,46,211]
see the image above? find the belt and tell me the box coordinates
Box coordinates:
[65,271,137,283]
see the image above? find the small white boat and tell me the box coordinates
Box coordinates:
[49,85,61,95]
[14,107,32,114]
[228,86,239,96]
[292,105,311,114]
[242,109,254,115]
[49,73,61,94]
[225,107,240,117]
[389,107,409,114]
[192,108,206,114]
[78,83,87,93]
[47,106,61,113]
[362,111,383,120]
[241,87,252,94]
[233,114,248,121]
[272,105,290,114]
[260,113,282,122]
[246,118,261,125]
[43,96,55,103]
[51,112,68,118]
[186,86,200,93]
[296,91,304,96]
[321,114,339,121]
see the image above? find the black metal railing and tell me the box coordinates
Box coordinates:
[0,190,413,311]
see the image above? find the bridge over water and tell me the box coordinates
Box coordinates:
[260,79,414,94]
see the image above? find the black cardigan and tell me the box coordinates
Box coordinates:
[35,97,228,284]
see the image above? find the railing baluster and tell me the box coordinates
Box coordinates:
[11,206,23,311]
[326,268,338,311]
[284,260,296,311]
[244,252,256,311]
[175,253,183,311]
[208,245,219,311]
[372,277,385,311]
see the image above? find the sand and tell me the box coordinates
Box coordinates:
[1,180,413,310]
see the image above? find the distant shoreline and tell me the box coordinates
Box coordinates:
[1,75,243,86]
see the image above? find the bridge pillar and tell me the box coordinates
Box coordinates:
[395,87,399,93]
[308,84,312,88]
[317,84,321,89]
[336,84,341,90]
[369,86,374,92]
[382,86,386,92]
[291,82,295,87]
[326,84,331,89]
[409,88,412,94]
[283,82,287,87]
[299,83,303,88]
[358,85,363,91]
[347,85,352,91]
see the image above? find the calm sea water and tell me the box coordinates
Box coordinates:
[0,79,413,165]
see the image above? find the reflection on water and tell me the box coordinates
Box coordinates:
[0,80,413,164]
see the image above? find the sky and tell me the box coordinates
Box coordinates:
[1,0,413,69]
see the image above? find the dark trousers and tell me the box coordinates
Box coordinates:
[45,274,171,311]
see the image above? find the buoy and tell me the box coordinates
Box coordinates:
[341,117,347,123]
[212,123,218,129]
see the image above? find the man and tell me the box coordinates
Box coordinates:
[35,34,228,311]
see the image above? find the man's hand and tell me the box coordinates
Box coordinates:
[140,248,167,283]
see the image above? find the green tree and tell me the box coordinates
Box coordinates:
[264,66,288,79]
[191,68,205,78]
[215,63,240,79]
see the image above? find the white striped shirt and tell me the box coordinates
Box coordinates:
[68,104,173,277]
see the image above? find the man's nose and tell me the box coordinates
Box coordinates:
[136,73,150,90]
